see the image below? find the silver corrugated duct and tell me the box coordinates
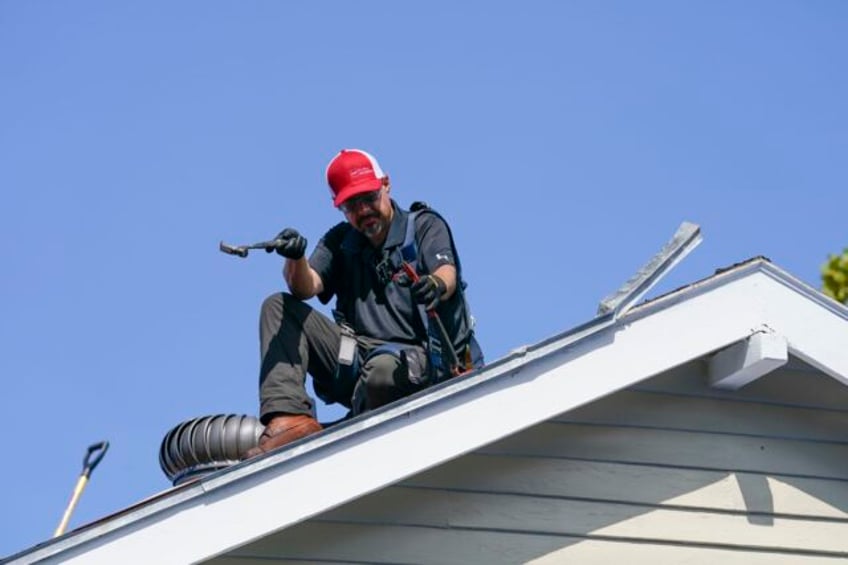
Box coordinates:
[159,414,264,485]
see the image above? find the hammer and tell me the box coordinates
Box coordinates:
[219,239,283,258]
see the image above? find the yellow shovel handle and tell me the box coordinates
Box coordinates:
[54,475,88,537]
[53,441,109,537]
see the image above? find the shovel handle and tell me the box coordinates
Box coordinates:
[82,441,109,478]
[54,441,110,537]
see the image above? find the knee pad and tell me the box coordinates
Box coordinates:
[361,353,403,391]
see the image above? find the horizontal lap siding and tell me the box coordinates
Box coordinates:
[216,363,848,563]
[634,362,848,411]
[525,537,848,564]
[216,522,580,565]
[554,389,848,442]
[479,422,848,479]
[317,487,848,553]
[403,455,848,519]
[210,559,353,565]
[214,523,848,565]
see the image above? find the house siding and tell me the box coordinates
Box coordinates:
[211,358,848,564]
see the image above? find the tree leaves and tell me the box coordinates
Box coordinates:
[822,248,848,305]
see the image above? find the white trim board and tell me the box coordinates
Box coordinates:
[10,259,848,565]
[709,331,789,390]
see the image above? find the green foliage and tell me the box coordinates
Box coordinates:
[822,248,848,305]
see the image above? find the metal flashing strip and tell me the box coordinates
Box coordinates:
[597,221,702,319]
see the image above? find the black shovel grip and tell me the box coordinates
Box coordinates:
[82,441,109,478]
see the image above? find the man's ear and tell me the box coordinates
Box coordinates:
[382,176,391,192]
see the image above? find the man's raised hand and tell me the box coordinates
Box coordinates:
[266,228,307,259]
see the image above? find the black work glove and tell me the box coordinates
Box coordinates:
[411,274,447,311]
[265,228,307,259]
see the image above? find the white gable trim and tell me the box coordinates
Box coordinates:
[759,266,848,386]
[15,261,848,565]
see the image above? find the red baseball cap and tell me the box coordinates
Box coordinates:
[326,149,387,207]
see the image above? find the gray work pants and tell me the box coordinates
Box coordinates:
[258,293,428,425]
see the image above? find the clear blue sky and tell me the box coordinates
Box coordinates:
[1,1,846,557]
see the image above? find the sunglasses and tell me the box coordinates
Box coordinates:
[338,188,383,214]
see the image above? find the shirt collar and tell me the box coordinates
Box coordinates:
[382,200,408,250]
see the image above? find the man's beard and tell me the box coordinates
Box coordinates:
[358,213,385,238]
[361,219,384,238]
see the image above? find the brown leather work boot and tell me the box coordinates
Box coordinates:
[242,414,323,459]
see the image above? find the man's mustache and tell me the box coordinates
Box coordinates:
[357,213,380,225]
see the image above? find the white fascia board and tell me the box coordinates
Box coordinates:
[756,264,848,386]
[20,263,848,565]
[708,331,789,390]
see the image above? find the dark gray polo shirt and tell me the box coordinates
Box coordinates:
[310,200,473,350]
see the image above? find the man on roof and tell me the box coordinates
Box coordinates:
[243,149,483,459]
